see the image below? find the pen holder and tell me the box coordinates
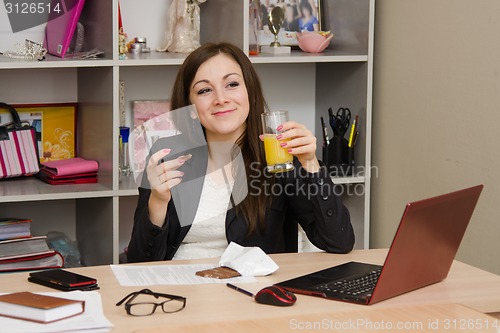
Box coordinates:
[327,136,354,177]
[322,144,329,167]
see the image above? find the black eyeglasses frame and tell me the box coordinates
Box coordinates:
[116,288,187,316]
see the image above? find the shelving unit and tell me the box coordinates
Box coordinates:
[0,0,374,265]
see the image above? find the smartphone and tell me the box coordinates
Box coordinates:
[28,269,98,291]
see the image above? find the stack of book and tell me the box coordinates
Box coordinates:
[37,157,99,185]
[0,218,63,271]
[0,236,63,272]
[0,218,32,240]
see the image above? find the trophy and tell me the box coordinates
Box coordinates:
[268,6,284,47]
[261,6,291,54]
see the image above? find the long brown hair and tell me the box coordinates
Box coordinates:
[170,42,271,235]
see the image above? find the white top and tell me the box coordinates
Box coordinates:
[172,168,233,260]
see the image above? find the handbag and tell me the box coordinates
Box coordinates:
[0,102,40,179]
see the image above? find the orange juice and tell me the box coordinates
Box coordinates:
[263,134,293,172]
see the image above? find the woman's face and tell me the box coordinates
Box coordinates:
[189,53,250,143]
[302,6,311,16]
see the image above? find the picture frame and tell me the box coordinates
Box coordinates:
[132,100,171,129]
[130,100,178,181]
[0,103,78,163]
[256,0,322,46]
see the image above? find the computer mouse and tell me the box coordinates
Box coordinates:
[254,285,297,306]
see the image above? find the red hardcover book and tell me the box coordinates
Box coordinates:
[0,251,64,273]
[0,235,63,272]
[36,169,97,185]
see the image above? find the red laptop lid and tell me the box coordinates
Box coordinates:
[369,184,483,304]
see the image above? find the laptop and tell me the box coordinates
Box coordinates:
[275,184,483,305]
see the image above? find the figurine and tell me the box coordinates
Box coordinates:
[158,0,207,53]
[118,27,128,59]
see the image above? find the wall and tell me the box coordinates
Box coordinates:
[371,0,500,274]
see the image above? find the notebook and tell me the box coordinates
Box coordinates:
[275,184,483,305]
[44,0,86,58]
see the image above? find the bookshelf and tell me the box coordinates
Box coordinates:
[0,0,374,265]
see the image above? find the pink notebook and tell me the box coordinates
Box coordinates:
[44,0,86,58]
[37,172,97,185]
[41,157,98,176]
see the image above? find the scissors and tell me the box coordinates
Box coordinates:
[329,107,351,137]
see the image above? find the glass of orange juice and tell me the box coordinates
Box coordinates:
[261,110,294,173]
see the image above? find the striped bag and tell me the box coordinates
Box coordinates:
[0,102,40,179]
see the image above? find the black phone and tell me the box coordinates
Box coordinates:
[28,269,99,291]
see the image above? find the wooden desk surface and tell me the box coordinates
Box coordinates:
[4,249,500,333]
[138,303,499,333]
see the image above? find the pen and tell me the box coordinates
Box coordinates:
[226,283,254,298]
[353,131,359,146]
[320,116,330,147]
[328,107,336,134]
[348,115,359,147]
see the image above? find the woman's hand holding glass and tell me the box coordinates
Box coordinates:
[146,149,192,227]
[276,120,320,173]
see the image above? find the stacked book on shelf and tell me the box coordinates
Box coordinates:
[37,157,99,185]
[0,218,31,240]
[0,218,63,272]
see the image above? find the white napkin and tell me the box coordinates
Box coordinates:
[219,242,279,276]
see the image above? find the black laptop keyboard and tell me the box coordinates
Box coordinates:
[313,268,382,296]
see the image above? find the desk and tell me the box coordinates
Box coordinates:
[4,249,500,332]
[138,303,499,333]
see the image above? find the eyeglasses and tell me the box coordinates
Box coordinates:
[116,288,186,316]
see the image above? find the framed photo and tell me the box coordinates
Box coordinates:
[130,100,178,179]
[256,0,322,46]
[132,100,171,129]
[0,103,77,163]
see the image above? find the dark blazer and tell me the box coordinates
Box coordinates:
[127,135,355,263]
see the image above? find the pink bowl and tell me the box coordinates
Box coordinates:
[296,32,334,53]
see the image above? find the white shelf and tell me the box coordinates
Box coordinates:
[0,52,367,68]
[0,0,374,265]
[117,52,187,66]
[118,175,141,196]
[250,51,368,64]
[0,58,115,69]
[0,178,113,202]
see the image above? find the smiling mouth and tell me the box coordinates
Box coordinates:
[213,109,234,116]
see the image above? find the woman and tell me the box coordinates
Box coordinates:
[284,4,299,32]
[127,42,354,262]
[298,1,319,32]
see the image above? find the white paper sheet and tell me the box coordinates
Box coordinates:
[111,263,255,286]
[219,242,279,276]
[0,290,113,333]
